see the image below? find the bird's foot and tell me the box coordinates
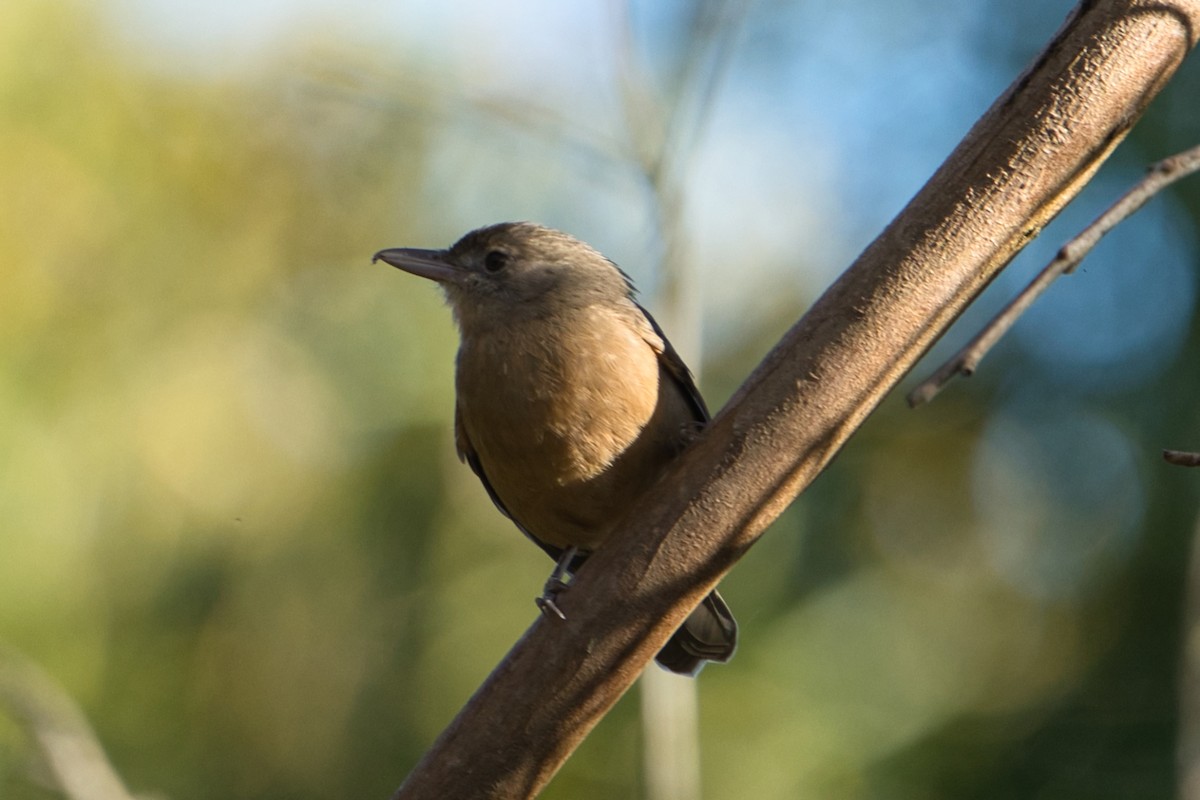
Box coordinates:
[535,546,578,620]
[535,584,567,620]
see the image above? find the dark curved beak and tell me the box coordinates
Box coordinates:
[373,247,467,284]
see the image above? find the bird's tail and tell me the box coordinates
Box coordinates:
[654,590,737,676]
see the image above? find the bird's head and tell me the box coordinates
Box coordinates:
[374,222,635,332]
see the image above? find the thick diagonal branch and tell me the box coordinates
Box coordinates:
[393,2,1200,798]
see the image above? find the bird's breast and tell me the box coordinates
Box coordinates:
[457,307,659,481]
[454,305,685,549]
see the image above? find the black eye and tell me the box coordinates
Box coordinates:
[483,250,509,273]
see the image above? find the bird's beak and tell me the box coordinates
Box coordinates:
[372,248,467,284]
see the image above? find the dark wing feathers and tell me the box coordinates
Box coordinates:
[634,301,710,425]
[455,403,566,561]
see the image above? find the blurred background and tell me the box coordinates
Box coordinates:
[2,0,1199,798]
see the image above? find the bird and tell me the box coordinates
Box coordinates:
[373,222,737,675]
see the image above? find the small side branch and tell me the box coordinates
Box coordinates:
[1166,449,1200,467]
[908,144,1200,408]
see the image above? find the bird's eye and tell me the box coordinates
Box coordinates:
[483,250,509,273]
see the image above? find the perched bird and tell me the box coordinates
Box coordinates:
[374,222,737,675]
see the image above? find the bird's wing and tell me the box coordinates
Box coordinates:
[454,402,566,560]
[634,302,711,425]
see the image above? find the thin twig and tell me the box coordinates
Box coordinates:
[908,143,1200,407]
[1166,449,1200,467]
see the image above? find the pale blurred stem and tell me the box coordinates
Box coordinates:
[1166,450,1200,467]
[1175,449,1200,796]
[614,1,753,800]
[908,143,1200,408]
[0,644,139,800]
[617,0,752,323]
[1181,517,1200,799]
[392,2,1200,798]
[612,5,751,800]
